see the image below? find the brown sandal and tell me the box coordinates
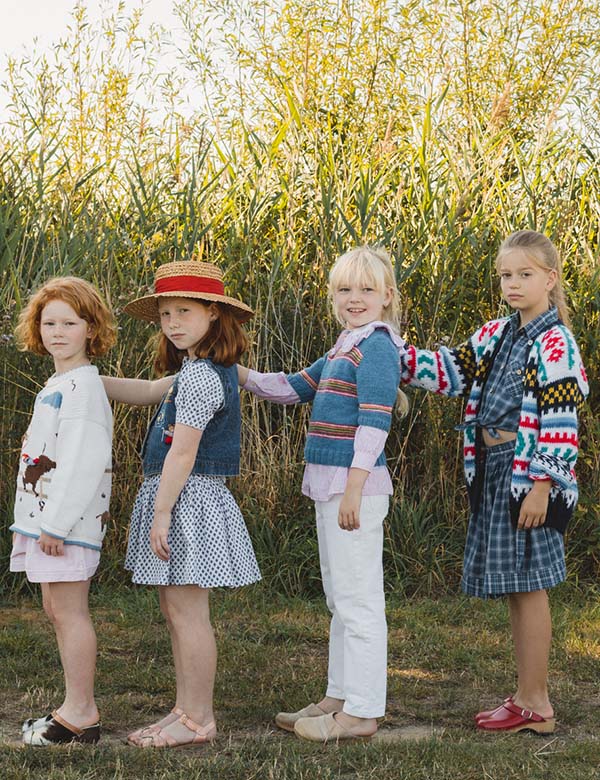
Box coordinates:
[22,710,100,746]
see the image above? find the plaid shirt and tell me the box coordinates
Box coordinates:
[477,307,561,438]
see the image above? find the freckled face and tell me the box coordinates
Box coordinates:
[158,297,218,357]
[40,299,91,372]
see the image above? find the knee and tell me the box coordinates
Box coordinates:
[160,598,196,630]
[161,593,211,632]
[337,595,386,633]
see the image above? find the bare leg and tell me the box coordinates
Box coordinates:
[508,590,553,718]
[127,589,185,742]
[42,581,99,727]
[160,586,183,711]
[146,585,217,743]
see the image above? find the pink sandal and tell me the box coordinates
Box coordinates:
[135,712,217,748]
[127,707,184,746]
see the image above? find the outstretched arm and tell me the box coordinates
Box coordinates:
[238,367,302,405]
[239,355,327,405]
[400,320,513,398]
[101,375,174,406]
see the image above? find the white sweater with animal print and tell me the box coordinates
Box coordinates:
[11,365,113,550]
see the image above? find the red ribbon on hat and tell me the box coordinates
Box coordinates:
[155,275,225,296]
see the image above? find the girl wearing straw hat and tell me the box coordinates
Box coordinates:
[103,260,260,748]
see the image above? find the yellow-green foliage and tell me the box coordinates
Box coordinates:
[1,0,598,594]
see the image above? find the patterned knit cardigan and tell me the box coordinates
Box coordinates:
[400,318,589,533]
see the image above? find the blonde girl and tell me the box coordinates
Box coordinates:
[401,230,588,733]
[12,277,115,745]
[239,246,408,742]
[102,260,260,749]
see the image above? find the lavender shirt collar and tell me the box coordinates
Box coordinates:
[328,321,406,358]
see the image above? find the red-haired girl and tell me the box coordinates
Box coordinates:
[102,260,260,749]
[12,277,115,746]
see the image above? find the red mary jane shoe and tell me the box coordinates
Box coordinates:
[477,701,555,734]
[474,696,513,723]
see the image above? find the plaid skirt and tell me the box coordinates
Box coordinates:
[461,440,566,598]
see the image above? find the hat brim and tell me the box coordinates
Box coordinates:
[123,291,254,323]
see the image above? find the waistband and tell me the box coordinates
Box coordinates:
[481,439,516,456]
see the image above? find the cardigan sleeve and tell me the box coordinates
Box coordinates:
[528,328,589,489]
[400,320,505,398]
[287,355,327,403]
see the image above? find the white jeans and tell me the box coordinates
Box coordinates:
[315,494,389,718]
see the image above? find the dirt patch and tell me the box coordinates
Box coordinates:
[373,724,443,742]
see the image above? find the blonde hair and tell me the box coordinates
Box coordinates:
[328,245,409,416]
[496,230,571,328]
[328,245,401,329]
[15,276,116,357]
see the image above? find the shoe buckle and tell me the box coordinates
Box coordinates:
[520,708,533,720]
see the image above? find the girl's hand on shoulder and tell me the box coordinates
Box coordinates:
[518,480,552,529]
[150,511,172,560]
[338,488,362,531]
[38,532,64,556]
[237,365,249,386]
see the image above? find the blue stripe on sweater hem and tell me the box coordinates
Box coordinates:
[10,527,102,551]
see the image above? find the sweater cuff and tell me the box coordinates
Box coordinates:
[529,451,574,491]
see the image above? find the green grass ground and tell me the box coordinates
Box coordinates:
[1,584,599,779]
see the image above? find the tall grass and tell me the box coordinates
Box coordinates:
[1,0,598,596]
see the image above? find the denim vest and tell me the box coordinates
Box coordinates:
[141,360,241,478]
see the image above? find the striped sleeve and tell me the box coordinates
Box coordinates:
[356,334,400,431]
[287,355,327,403]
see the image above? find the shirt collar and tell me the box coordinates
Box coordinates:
[329,320,406,357]
[509,306,560,341]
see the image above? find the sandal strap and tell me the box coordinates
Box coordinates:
[51,710,101,734]
[51,710,83,736]
[502,701,545,722]
[179,713,216,740]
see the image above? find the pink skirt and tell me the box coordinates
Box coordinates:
[10,533,100,583]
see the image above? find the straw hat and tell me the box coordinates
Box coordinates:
[124,261,253,323]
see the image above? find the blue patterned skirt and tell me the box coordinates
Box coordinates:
[461,440,566,599]
[125,474,261,588]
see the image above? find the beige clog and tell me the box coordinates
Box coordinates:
[294,712,374,743]
[274,703,327,732]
